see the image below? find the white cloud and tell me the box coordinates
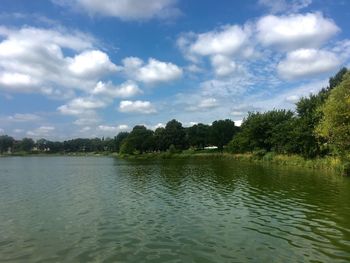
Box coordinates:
[53,0,180,21]
[98,125,118,132]
[119,100,157,114]
[210,55,239,77]
[177,25,253,79]
[277,49,340,80]
[0,26,119,96]
[185,97,219,112]
[198,98,218,109]
[7,113,41,122]
[256,12,339,50]
[73,117,99,126]
[152,123,165,130]
[97,124,129,133]
[13,129,24,134]
[80,126,91,132]
[122,57,183,85]
[259,0,312,14]
[190,25,250,56]
[92,81,142,98]
[26,126,55,138]
[178,25,252,60]
[118,124,129,130]
[0,72,38,89]
[68,50,118,77]
[332,39,350,60]
[58,97,107,115]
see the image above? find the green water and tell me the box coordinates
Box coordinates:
[0,157,350,262]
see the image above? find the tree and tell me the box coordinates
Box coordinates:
[316,71,350,155]
[228,110,295,153]
[154,127,167,151]
[19,138,35,152]
[0,135,14,154]
[210,119,238,150]
[292,68,348,157]
[164,119,187,150]
[120,126,154,154]
[114,132,129,152]
[187,123,210,149]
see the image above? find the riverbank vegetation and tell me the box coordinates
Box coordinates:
[1,68,349,174]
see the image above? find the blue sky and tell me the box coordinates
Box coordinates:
[0,0,349,140]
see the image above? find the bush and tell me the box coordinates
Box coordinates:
[342,162,350,176]
[168,144,177,154]
[262,152,276,161]
[252,149,267,159]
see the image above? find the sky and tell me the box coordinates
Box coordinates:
[0,0,349,140]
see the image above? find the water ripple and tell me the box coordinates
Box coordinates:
[0,157,350,262]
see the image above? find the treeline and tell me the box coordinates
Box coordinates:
[0,119,239,155]
[0,136,117,154]
[228,68,350,159]
[116,119,239,154]
[1,68,349,160]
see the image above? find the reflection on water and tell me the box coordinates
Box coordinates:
[0,157,349,262]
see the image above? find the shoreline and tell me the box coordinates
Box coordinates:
[1,151,348,175]
[119,152,346,174]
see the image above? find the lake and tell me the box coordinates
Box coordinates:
[0,156,350,262]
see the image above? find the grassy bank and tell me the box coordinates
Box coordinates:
[2,150,348,175]
[120,150,349,176]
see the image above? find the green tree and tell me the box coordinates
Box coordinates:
[228,110,295,153]
[154,127,167,151]
[164,119,187,150]
[0,135,14,154]
[19,138,35,152]
[120,126,154,154]
[187,123,210,149]
[316,72,350,155]
[210,119,238,150]
[114,132,129,152]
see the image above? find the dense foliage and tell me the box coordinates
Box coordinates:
[228,68,349,159]
[1,68,348,161]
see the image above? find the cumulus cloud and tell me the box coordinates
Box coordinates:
[53,0,180,21]
[58,97,107,115]
[0,26,118,96]
[177,25,253,80]
[256,12,339,51]
[6,113,41,122]
[92,81,142,98]
[259,0,312,14]
[68,50,118,77]
[178,25,253,59]
[27,126,55,138]
[190,25,250,56]
[122,57,183,85]
[119,100,157,114]
[210,55,240,77]
[277,49,340,80]
[98,124,129,133]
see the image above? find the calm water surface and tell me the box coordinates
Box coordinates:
[0,156,350,262]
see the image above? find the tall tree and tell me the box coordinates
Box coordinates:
[210,119,238,150]
[19,138,35,152]
[164,119,187,150]
[0,135,14,154]
[114,132,129,152]
[316,71,350,155]
[187,123,211,149]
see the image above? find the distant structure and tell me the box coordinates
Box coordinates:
[204,146,218,150]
